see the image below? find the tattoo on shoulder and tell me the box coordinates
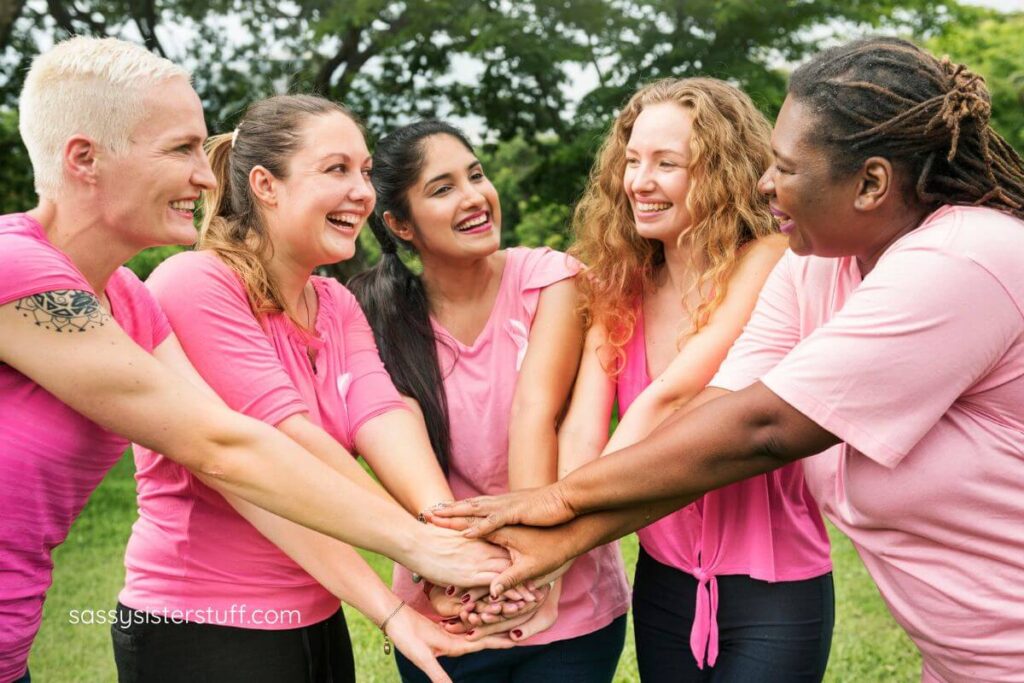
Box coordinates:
[14,290,111,333]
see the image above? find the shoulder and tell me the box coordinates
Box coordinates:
[731,234,789,280]
[312,275,361,317]
[511,246,581,292]
[147,250,241,294]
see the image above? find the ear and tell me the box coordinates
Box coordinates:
[63,135,99,185]
[383,210,414,242]
[249,165,278,207]
[854,157,893,212]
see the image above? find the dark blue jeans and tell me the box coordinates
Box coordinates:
[11,669,30,683]
[633,547,834,682]
[110,603,354,682]
[396,614,626,683]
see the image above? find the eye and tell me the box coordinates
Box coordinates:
[625,157,639,166]
[328,164,347,173]
[774,163,792,175]
[431,184,452,197]
[362,167,372,178]
[470,169,486,181]
[659,160,677,168]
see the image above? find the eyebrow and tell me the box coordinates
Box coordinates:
[624,146,688,157]
[424,160,481,187]
[169,135,204,146]
[772,148,797,165]
[318,152,352,163]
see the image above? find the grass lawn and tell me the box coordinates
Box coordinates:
[30,453,920,681]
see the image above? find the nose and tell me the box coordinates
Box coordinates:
[460,181,487,210]
[628,162,656,195]
[349,172,374,205]
[192,152,217,192]
[757,166,775,196]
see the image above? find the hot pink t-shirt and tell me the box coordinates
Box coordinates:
[119,250,408,629]
[616,303,831,668]
[393,247,632,646]
[711,205,1024,683]
[0,213,171,682]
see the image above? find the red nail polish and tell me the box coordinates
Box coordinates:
[511,629,523,638]
[461,594,472,603]
[466,629,475,635]
[445,585,456,596]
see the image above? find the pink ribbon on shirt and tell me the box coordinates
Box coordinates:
[505,319,529,371]
[690,567,720,668]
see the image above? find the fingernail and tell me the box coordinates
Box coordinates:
[445,585,456,596]
[492,584,504,598]
[461,594,472,603]
[466,630,475,636]
[442,617,459,624]
[511,629,523,639]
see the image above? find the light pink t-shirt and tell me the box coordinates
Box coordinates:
[393,247,632,646]
[120,250,408,629]
[616,303,831,668]
[0,213,171,682]
[711,205,1024,683]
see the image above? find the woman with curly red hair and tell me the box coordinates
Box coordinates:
[559,78,834,680]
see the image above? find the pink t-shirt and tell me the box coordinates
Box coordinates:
[0,213,171,682]
[119,250,408,629]
[393,247,632,646]
[711,205,1024,683]
[616,303,831,668]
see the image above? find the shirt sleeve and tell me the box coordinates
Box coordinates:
[518,247,582,321]
[332,281,408,439]
[0,233,93,306]
[762,247,1021,468]
[710,251,803,391]
[112,267,173,349]
[146,252,307,426]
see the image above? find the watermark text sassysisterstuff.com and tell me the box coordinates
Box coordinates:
[68,605,301,627]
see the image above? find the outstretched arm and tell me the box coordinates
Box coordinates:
[0,293,507,587]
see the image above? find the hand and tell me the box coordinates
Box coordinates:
[411,525,510,587]
[504,578,561,643]
[427,483,576,538]
[385,605,513,683]
[483,524,578,597]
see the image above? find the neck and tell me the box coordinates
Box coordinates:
[420,251,501,309]
[28,199,140,297]
[856,205,932,277]
[265,249,315,317]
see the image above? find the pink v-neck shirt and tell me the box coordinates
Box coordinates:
[393,248,632,646]
[711,206,1024,682]
[119,250,408,629]
[0,214,171,682]
[616,303,831,669]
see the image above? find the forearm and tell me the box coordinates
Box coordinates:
[357,410,454,513]
[602,391,681,456]
[508,408,559,491]
[558,382,837,515]
[225,493,399,624]
[188,407,426,565]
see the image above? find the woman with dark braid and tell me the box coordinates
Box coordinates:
[433,37,1024,682]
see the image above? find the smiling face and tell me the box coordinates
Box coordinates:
[398,134,501,261]
[266,111,375,268]
[97,76,215,249]
[623,102,694,245]
[758,96,865,257]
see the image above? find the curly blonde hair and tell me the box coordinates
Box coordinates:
[569,77,776,373]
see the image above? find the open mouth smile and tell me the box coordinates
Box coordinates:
[454,211,493,235]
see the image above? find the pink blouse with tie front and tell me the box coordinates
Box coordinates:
[615,303,831,668]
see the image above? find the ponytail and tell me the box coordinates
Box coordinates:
[349,219,454,473]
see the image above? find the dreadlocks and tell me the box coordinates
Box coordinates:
[788,37,1024,219]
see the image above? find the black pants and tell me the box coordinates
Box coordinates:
[632,548,834,682]
[111,603,355,683]
[396,614,626,683]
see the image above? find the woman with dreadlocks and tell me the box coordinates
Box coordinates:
[432,37,1024,682]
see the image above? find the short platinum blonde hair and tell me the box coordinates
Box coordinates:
[19,36,190,199]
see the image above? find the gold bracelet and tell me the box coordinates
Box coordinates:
[378,599,406,655]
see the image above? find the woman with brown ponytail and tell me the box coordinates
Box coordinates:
[111,95,512,683]
[435,37,1024,682]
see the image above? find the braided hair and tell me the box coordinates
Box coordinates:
[788,37,1024,218]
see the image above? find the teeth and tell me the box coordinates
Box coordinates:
[327,213,359,225]
[170,200,195,211]
[637,202,672,212]
[456,214,488,230]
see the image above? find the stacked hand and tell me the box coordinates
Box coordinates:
[426,580,561,643]
[427,485,581,596]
